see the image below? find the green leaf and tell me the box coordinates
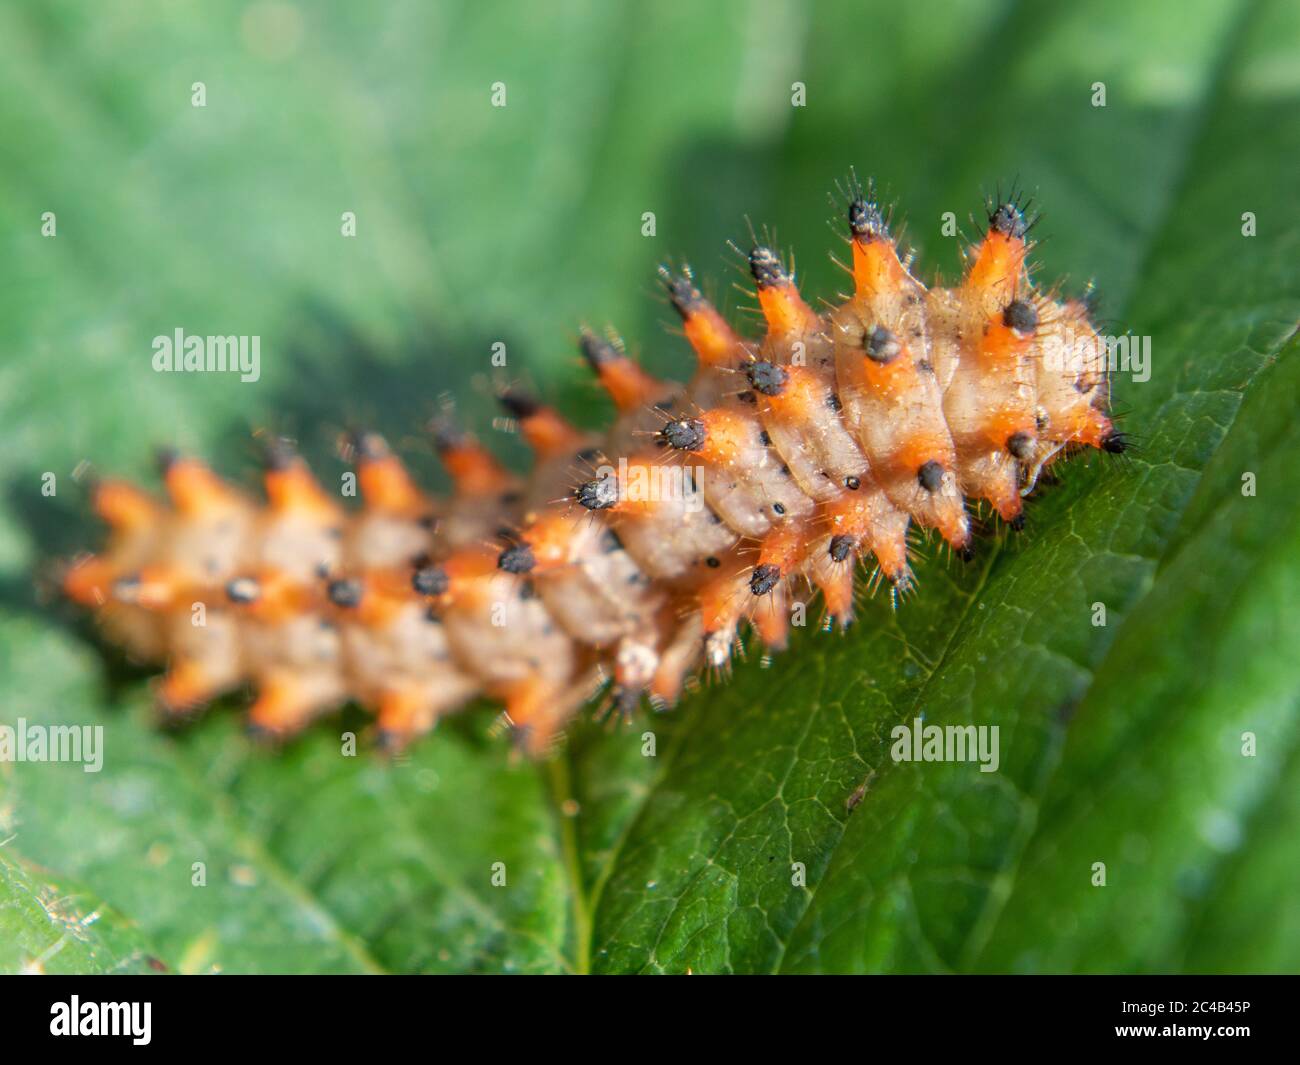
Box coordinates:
[0,0,1296,974]
[0,847,160,974]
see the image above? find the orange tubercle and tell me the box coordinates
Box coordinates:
[63,556,116,606]
[580,332,667,412]
[93,480,161,530]
[264,463,341,519]
[521,408,585,458]
[248,674,321,737]
[163,458,242,517]
[358,455,427,515]
[696,408,754,467]
[157,659,220,713]
[763,366,823,424]
[683,305,743,367]
[750,589,790,650]
[964,231,1027,298]
[440,442,514,497]
[851,236,911,297]
[757,282,819,336]
[520,511,582,571]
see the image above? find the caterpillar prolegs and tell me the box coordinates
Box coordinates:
[63,184,1125,755]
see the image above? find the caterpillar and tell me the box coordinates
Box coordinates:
[62,182,1125,755]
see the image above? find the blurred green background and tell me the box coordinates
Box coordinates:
[0,0,1297,974]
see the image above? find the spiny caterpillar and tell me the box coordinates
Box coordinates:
[63,182,1126,755]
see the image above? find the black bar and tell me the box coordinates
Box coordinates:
[1,974,1292,1051]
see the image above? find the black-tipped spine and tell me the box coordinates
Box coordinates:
[748,246,786,289]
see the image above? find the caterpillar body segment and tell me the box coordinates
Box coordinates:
[66,184,1123,753]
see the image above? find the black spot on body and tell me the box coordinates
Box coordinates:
[864,325,901,364]
[412,566,449,596]
[705,556,720,568]
[918,460,944,492]
[1102,431,1131,454]
[112,574,141,600]
[1006,432,1035,460]
[661,418,706,451]
[750,563,782,596]
[327,579,363,608]
[574,475,619,510]
[1002,300,1038,334]
[498,544,536,574]
[226,577,260,604]
[747,361,788,396]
